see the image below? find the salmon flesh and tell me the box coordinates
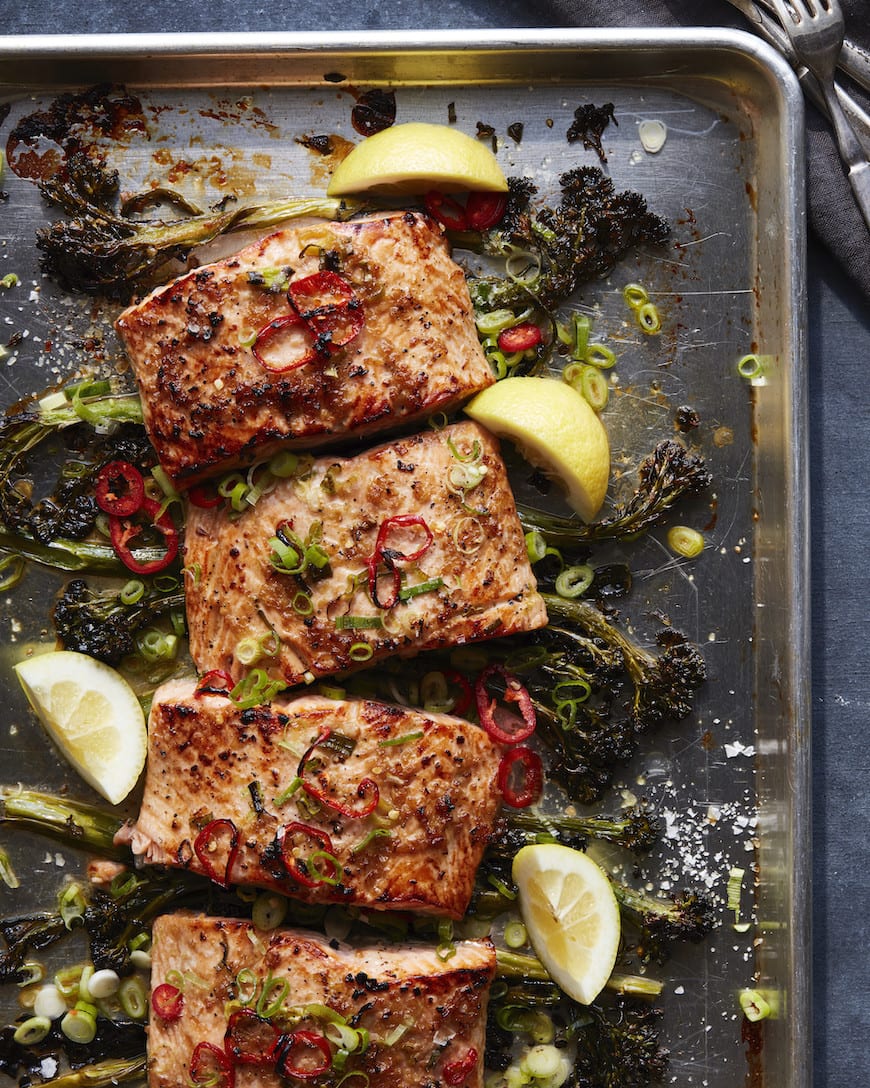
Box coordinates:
[148,913,495,1088]
[183,420,547,685]
[118,677,503,918]
[115,213,494,486]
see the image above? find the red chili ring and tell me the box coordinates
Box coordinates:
[497,322,543,353]
[95,460,145,517]
[189,1042,235,1088]
[276,1030,332,1080]
[151,983,184,1022]
[475,663,537,745]
[424,191,468,231]
[193,818,240,888]
[280,822,338,889]
[302,776,380,820]
[187,483,223,509]
[224,1008,281,1066]
[466,191,508,231]
[194,670,235,698]
[444,1047,479,1086]
[108,496,179,575]
[497,746,543,808]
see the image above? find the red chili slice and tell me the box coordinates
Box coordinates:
[95,460,145,517]
[424,191,468,231]
[276,1030,332,1080]
[189,1042,234,1088]
[288,270,354,311]
[108,497,179,575]
[194,670,234,698]
[497,322,543,353]
[475,664,537,745]
[151,983,184,1022]
[252,312,317,373]
[280,822,339,888]
[302,776,380,820]
[289,271,364,355]
[497,746,543,808]
[187,483,223,509]
[444,1047,479,1086]
[466,191,508,231]
[444,669,474,717]
[224,1009,281,1066]
[193,818,240,888]
[366,514,434,609]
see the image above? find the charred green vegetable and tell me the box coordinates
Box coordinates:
[53,578,186,666]
[500,808,661,855]
[464,168,670,315]
[569,1000,669,1088]
[0,788,124,859]
[37,152,363,299]
[613,882,716,965]
[518,440,712,547]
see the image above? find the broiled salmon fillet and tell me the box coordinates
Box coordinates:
[117,677,502,917]
[115,212,494,486]
[184,421,547,685]
[148,914,495,1088]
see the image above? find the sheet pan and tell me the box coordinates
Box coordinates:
[0,29,809,1088]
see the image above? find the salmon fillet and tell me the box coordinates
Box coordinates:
[118,677,502,917]
[148,914,495,1088]
[184,420,547,685]
[114,212,494,486]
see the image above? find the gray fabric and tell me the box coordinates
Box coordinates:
[542,0,870,299]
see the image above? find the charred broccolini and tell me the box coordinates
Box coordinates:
[37,152,363,299]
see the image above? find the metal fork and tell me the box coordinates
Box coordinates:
[768,0,870,229]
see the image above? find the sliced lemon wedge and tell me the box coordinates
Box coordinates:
[14,651,147,805]
[327,122,509,197]
[513,843,620,1005]
[464,376,610,522]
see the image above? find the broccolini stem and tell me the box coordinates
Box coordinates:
[0,844,19,888]
[606,972,664,999]
[0,529,162,575]
[506,810,660,853]
[32,1056,147,1088]
[0,788,127,859]
[542,594,654,684]
[497,948,663,1000]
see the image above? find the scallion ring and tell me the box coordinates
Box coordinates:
[667,525,704,558]
[636,302,662,334]
[14,1016,51,1046]
[737,353,765,380]
[623,282,649,309]
[585,343,617,369]
[578,364,609,411]
[554,564,594,599]
[348,642,374,662]
[0,554,26,592]
[252,892,288,931]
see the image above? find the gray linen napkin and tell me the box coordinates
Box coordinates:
[542,0,870,300]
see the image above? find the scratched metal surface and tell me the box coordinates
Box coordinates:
[0,30,808,1088]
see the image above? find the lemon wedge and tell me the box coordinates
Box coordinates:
[14,651,147,805]
[513,843,620,1005]
[464,376,610,522]
[327,122,509,197]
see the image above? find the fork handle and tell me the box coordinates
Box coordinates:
[819,79,870,231]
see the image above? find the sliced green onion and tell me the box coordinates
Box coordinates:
[567,313,591,360]
[1,273,20,289]
[476,308,521,336]
[170,609,186,638]
[349,642,374,662]
[252,892,288,931]
[274,777,303,806]
[398,577,444,602]
[61,1008,97,1044]
[230,669,287,710]
[0,554,26,592]
[292,591,314,616]
[0,845,19,888]
[525,530,547,564]
[119,579,145,605]
[319,685,346,701]
[553,678,592,705]
[218,472,245,498]
[270,450,300,477]
[521,1044,563,1080]
[666,525,704,559]
[578,364,609,411]
[137,629,178,663]
[78,966,95,1001]
[58,883,86,930]
[350,828,393,855]
[383,1024,410,1047]
[727,866,745,920]
[118,976,147,1020]
[129,932,151,953]
[585,343,617,369]
[636,301,661,334]
[151,465,180,502]
[506,250,541,285]
[378,731,424,748]
[309,850,344,886]
[503,921,528,949]
[554,564,594,599]
[739,988,771,1022]
[737,353,765,380]
[14,1016,51,1045]
[235,968,258,1006]
[623,282,649,309]
[17,963,45,987]
[487,874,517,900]
[256,973,289,1018]
[55,965,84,997]
[420,671,451,713]
[436,918,456,962]
[335,615,383,630]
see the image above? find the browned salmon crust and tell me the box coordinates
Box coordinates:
[148,914,495,1088]
[115,212,494,486]
[119,677,503,917]
[184,421,547,686]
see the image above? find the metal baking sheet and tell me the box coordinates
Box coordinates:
[0,29,809,1088]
